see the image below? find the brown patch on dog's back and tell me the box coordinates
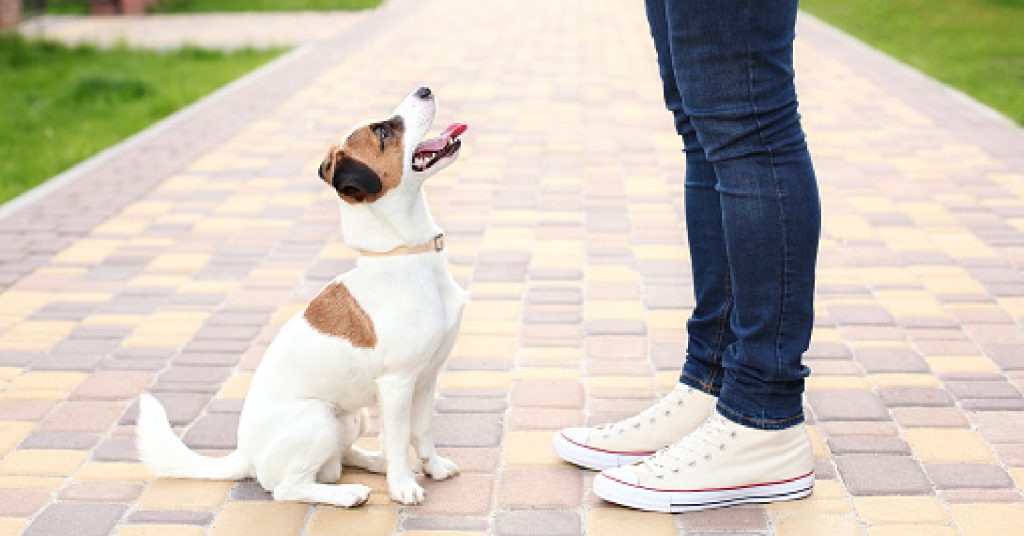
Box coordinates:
[332,116,405,203]
[304,281,377,348]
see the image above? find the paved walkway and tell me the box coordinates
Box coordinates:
[2,0,1024,534]
[18,12,367,49]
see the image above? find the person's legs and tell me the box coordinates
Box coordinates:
[589,0,819,512]
[666,0,820,430]
[645,0,737,397]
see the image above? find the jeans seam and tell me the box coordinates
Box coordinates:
[681,372,721,395]
[743,0,788,384]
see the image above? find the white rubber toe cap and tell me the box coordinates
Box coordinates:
[600,466,640,486]
[559,427,591,444]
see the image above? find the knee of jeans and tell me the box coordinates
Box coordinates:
[689,100,808,163]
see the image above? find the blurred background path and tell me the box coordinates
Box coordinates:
[1,0,1023,534]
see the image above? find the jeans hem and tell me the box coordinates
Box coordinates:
[716,400,804,431]
[679,372,721,396]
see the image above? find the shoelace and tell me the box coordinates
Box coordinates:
[641,414,736,477]
[597,386,695,437]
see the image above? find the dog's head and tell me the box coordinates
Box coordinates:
[318,86,466,204]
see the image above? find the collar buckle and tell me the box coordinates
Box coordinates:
[432,233,445,252]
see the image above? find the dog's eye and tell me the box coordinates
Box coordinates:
[376,126,391,141]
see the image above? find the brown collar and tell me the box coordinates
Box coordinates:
[355,234,445,257]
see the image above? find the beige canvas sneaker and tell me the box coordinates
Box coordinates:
[592,411,814,512]
[552,384,716,470]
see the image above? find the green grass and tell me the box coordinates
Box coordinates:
[0,34,282,204]
[801,0,1024,125]
[154,0,382,12]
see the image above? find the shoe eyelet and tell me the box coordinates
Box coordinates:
[603,434,609,438]
[688,461,697,468]
[649,417,655,424]
[677,400,683,406]
[656,474,664,479]
[664,410,671,417]
[730,431,738,438]
[633,423,641,429]
[672,468,679,474]
[703,454,712,461]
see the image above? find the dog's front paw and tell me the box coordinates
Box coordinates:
[422,456,460,481]
[336,484,372,508]
[389,476,425,505]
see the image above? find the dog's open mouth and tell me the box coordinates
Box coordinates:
[412,123,467,172]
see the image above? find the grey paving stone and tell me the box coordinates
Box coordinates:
[183,413,239,449]
[835,455,932,495]
[826,435,911,455]
[806,391,890,421]
[19,432,100,450]
[494,510,582,536]
[126,510,214,525]
[876,387,954,407]
[854,347,928,373]
[25,502,127,536]
[432,413,503,447]
[925,463,1014,489]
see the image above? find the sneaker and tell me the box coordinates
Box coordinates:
[552,384,716,470]
[593,412,814,512]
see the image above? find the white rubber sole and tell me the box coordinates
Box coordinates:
[593,470,814,513]
[551,432,652,471]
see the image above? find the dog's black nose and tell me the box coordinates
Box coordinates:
[415,86,432,99]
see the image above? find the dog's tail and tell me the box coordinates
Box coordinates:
[136,394,252,480]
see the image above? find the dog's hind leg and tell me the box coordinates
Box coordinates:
[259,401,370,507]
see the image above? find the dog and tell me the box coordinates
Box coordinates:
[136,86,468,507]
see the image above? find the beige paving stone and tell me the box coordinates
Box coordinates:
[585,508,676,536]
[0,519,26,536]
[904,429,996,463]
[306,507,398,536]
[210,501,308,536]
[854,496,949,525]
[866,527,958,536]
[503,430,562,466]
[138,480,233,511]
[117,525,206,536]
[0,421,35,455]
[0,449,87,476]
[949,503,1024,535]
[774,513,861,536]
[75,462,152,482]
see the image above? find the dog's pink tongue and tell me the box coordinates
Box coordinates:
[417,123,468,152]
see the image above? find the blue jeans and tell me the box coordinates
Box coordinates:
[645,0,821,430]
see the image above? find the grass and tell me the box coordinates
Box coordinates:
[0,33,282,204]
[801,0,1024,125]
[154,0,382,12]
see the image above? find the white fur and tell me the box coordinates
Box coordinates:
[137,88,467,507]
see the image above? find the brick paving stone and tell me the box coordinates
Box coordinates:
[498,467,582,508]
[807,391,891,421]
[494,510,582,536]
[925,463,1014,489]
[59,482,143,502]
[854,348,928,373]
[405,474,494,515]
[892,407,969,428]
[182,413,239,449]
[0,488,51,516]
[25,502,127,536]
[826,435,911,455]
[836,455,932,495]
[511,380,584,408]
[19,431,100,450]
[678,506,769,532]
[432,413,503,447]
[127,510,215,525]
[876,387,955,407]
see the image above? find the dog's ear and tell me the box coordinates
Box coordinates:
[318,144,342,184]
[332,157,384,202]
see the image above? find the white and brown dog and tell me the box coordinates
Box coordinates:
[137,87,468,507]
